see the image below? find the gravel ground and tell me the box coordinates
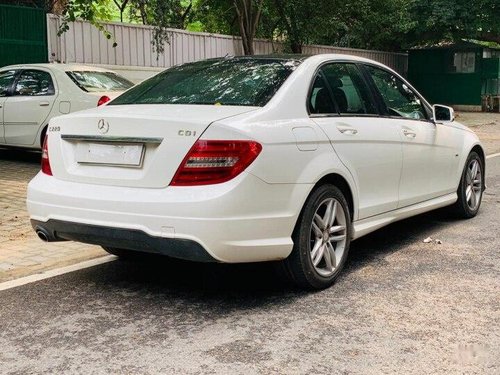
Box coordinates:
[0,156,498,374]
[456,112,500,155]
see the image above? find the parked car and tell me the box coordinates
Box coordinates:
[27,55,485,289]
[0,63,134,149]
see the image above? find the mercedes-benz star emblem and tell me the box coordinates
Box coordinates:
[97,119,109,134]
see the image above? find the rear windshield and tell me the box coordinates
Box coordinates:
[109,58,300,107]
[66,71,134,92]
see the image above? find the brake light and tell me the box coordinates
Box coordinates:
[97,95,111,106]
[41,134,52,176]
[171,140,262,186]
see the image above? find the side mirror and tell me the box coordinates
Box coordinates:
[433,104,455,123]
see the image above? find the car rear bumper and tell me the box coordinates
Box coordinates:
[31,219,216,262]
[27,172,312,263]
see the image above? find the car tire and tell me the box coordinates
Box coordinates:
[284,184,352,290]
[452,151,484,219]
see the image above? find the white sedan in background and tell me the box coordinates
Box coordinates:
[0,64,134,149]
[27,55,485,290]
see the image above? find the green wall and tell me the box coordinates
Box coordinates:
[0,4,47,68]
[408,48,484,106]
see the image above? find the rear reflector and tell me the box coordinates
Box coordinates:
[41,134,52,176]
[97,95,111,106]
[170,140,262,186]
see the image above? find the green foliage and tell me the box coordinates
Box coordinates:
[57,0,500,53]
[408,0,500,45]
[58,0,117,47]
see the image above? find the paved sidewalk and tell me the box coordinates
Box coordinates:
[0,151,105,282]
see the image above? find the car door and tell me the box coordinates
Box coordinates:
[0,69,20,144]
[310,62,403,219]
[363,64,460,207]
[3,69,56,146]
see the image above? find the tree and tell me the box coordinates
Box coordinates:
[54,0,500,54]
[407,0,500,45]
[271,0,331,53]
[233,0,264,55]
[112,0,129,22]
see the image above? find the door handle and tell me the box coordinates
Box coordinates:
[337,126,358,135]
[39,101,50,107]
[403,129,416,138]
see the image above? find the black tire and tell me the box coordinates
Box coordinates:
[452,151,484,219]
[283,184,352,290]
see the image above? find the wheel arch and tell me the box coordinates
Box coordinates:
[39,124,48,149]
[291,172,356,241]
[471,144,485,167]
[470,144,486,190]
[314,173,355,221]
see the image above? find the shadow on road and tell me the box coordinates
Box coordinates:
[72,208,459,303]
[0,147,40,164]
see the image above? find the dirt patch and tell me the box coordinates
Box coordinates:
[456,112,500,155]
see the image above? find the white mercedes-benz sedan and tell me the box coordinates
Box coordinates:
[0,63,134,149]
[27,55,485,289]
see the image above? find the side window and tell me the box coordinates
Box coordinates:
[320,63,378,115]
[0,70,18,97]
[308,73,336,114]
[13,70,55,96]
[366,65,428,120]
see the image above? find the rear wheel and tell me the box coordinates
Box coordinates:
[452,151,484,218]
[284,184,352,290]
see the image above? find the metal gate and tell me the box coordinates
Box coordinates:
[0,4,47,67]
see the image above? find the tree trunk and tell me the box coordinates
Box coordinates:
[290,40,302,53]
[234,0,263,55]
[274,0,303,54]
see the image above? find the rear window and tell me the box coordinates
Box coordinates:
[66,71,134,92]
[109,58,300,107]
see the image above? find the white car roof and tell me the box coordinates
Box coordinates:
[1,63,116,73]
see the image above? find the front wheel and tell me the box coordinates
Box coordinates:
[284,184,352,290]
[452,152,484,218]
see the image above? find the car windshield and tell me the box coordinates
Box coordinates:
[109,58,301,107]
[66,71,134,92]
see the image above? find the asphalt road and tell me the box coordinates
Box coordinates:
[0,157,499,374]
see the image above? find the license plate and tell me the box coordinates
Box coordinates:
[76,142,145,167]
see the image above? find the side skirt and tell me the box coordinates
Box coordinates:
[352,193,457,240]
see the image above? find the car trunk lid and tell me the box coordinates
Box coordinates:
[48,104,257,188]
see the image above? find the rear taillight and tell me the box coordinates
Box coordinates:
[97,95,111,106]
[41,134,52,176]
[170,140,262,186]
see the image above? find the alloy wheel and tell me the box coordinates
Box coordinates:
[465,159,482,211]
[309,198,347,277]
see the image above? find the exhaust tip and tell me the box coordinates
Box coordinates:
[36,228,50,242]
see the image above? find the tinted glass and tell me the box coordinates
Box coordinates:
[309,74,336,114]
[110,58,300,107]
[320,63,377,114]
[367,65,427,120]
[0,70,18,97]
[14,70,54,96]
[66,71,134,92]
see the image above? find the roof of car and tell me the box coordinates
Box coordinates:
[0,63,116,73]
[198,54,384,66]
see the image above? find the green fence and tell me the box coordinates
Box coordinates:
[0,4,47,67]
